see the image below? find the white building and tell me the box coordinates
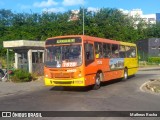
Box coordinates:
[128,9,156,24]
[141,14,156,24]
[69,10,80,21]
[129,9,143,17]
[129,9,156,24]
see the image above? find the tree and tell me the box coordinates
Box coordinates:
[0,8,160,59]
[145,22,160,38]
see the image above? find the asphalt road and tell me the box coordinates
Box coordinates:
[0,69,160,120]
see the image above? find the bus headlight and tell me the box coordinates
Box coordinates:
[78,73,82,77]
[45,74,48,77]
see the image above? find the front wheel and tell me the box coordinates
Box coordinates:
[92,73,101,90]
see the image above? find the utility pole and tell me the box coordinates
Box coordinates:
[7,49,9,81]
[83,6,85,35]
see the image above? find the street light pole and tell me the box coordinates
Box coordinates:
[7,49,9,81]
[83,6,85,35]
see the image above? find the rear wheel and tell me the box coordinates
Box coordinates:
[92,73,101,90]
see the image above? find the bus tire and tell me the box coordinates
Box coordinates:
[123,68,128,80]
[92,73,101,90]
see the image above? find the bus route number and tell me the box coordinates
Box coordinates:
[62,62,77,67]
[97,60,102,65]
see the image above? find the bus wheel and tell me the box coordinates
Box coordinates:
[123,68,128,80]
[93,73,101,90]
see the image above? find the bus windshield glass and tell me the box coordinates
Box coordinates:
[45,45,82,68]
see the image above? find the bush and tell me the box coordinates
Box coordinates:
[31,72,39,81]
[148,57,160,64]
[11,69,32,82]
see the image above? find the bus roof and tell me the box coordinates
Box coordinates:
[120,41,136,46]
[47,35,136,45]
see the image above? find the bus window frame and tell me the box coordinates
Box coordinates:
[111,44,120,58]
[84,42,95,66]
[102,43,112,58]
[119,45,126,58]
[125,46,137,58]
[94,42,103,59]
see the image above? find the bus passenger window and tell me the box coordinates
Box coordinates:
[126,46,136,58]
[111,44,119,58]
[103,43,112,58]
[130,47,136,58]
[119,45,126,58]
[95,42,103,58]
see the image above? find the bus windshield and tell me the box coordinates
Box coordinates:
[45,45,82,68]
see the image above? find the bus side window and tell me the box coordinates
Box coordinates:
[130,47,136,58]
[119,45,126,58]
[111,44,119,58]
[103,43,112,58]
[126,46,136,58]
[84,43,94,61]
[95,42,103,58]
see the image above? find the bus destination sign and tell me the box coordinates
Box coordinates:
[45,37,82,45]
[56,39,75,44]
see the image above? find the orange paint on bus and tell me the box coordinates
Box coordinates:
[44,35,138,89]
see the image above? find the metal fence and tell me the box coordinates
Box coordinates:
[32,63,44,75]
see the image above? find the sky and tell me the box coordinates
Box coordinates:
[0,0,160,14]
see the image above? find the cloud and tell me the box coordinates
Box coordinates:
[62,0,84,6]
[87,7,99,12]
[119,8,129,14]
[34,0,58,8]
[42,7,66,13]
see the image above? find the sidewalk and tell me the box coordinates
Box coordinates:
[138,66,160,71]
[139,66,160,94]
[0,77,45,97]
[141,79,160,94]
[0,67,160,97]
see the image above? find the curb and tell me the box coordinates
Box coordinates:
[140,80,160,95]
[138,67,160,71]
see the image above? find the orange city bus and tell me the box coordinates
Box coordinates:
[44,35,138,89]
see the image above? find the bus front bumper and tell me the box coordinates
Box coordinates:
[44,77,85,86]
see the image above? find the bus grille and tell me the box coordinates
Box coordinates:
[52,73,72,78]
[54,81,72,84]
